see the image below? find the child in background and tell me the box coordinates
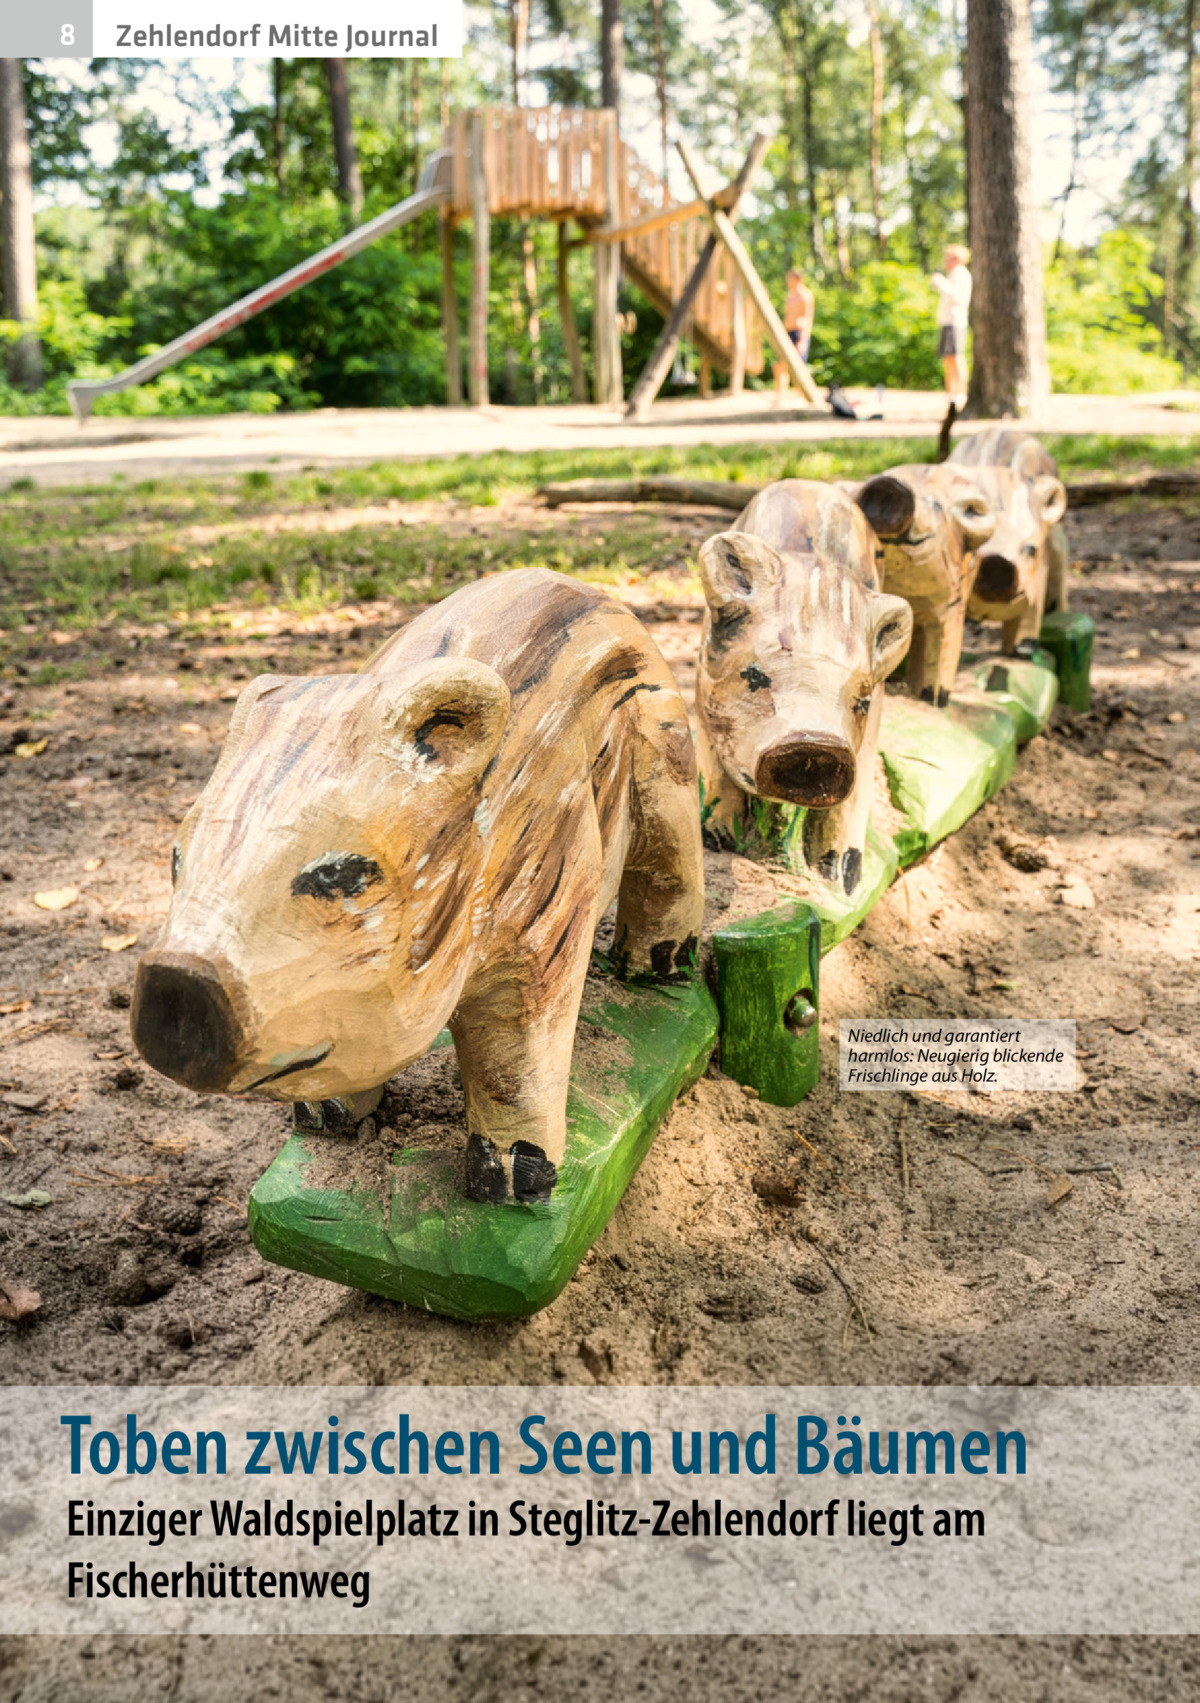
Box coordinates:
[931,244,972,408]
[774,267,815,406]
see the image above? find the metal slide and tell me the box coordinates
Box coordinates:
[67,153,451,423]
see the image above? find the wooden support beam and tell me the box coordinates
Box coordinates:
[677,136,825,410]
[624,131,770,423]
[557,223,588,403]
[730,276,747,397]
[440,211,462,406]
[468,113,490,408]
[592,111,623,405]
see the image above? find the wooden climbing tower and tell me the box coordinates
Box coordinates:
[441,107,805,413]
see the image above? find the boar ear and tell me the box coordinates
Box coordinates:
[698,531,782,611]
[949,489,996,551]
[380,658,510,785]
[221,674,298,752]
[869,593,913,684]
[1032,474,1068,528]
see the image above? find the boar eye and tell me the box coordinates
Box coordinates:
[853,697,871,718]
[741,663,772,692]
[171,845,182,887]
[292,851,383,901]
[1021,543,1037,558]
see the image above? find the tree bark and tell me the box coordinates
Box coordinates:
[272,60,285,193]
[324,59,364,224]
[867,0,887,256]
[964,0,1050,418]
[0,60,41,390]
[795,8,830,272]
[1177,0,1198,352]
[601,0,624,113]
[652,0,669,182]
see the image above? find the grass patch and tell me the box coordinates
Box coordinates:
[0,434,1195,650]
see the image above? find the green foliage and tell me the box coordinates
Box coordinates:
[804,262,944,389]
[1045,230,1182,392]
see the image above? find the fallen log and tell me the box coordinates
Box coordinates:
[537,469,1200,513]
[537,476,760,510]
[1057,472,1200,507]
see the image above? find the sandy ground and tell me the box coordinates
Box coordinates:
[1,493,1197,1696]
[2,388,1199,486]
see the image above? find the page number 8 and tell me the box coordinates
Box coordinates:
[60,23,75,43]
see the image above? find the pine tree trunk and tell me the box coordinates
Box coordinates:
[0,59,41,391]
[964,0,1049,418]
[1177,0,1198,353]
[867,0,886,256]
[652,0,669,182]
[272,60,285,193]
[324,59,364,224]
[601,0,623,112]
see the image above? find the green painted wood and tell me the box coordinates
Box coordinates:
[713,900,821,1107]
[1039,611,1095,712]
[879,695,1017,867]
[969,652,1059,743]
[247,974,718,1322]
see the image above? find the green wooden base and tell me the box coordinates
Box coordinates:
[247,974,718,1322]
[1038,611,1095,712]
[880,695,1017,867]
[713,900,820,1107]
[968,651,1059,743]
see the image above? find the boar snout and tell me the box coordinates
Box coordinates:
[132,951,245,1092]
[755,733,856,808]
[857,475,917,542]
[974,553,1021,602]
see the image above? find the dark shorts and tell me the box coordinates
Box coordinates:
[938,325,964,358]
[787,327,811,362]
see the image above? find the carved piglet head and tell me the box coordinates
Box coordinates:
[696,481,912,809]
[966,465,1067,615]
[132,660,509,1106]
[854,463,996,603]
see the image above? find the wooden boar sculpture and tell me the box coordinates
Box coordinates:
[950,427,1069,652]
[131,569,705,1206]
[695,479,913,896]
[853,464,996,707]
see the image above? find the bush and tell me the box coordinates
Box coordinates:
[805,262,945,389]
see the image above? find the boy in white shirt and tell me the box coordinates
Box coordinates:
[931,244,971,408]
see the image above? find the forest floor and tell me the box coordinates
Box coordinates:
[0,439,1197,1698]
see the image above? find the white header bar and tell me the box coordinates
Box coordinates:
[92,1,463,56]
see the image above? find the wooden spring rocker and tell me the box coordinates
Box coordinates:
[130,570,716,1321]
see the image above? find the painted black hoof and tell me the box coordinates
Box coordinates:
[464,1133,508,1203]
[842,848,862,895]
[293,1098,355,1134]
[1013,637,1038,660]
[936,686,950,708]
[817,851,840,884]
[511,1141,558,1204]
